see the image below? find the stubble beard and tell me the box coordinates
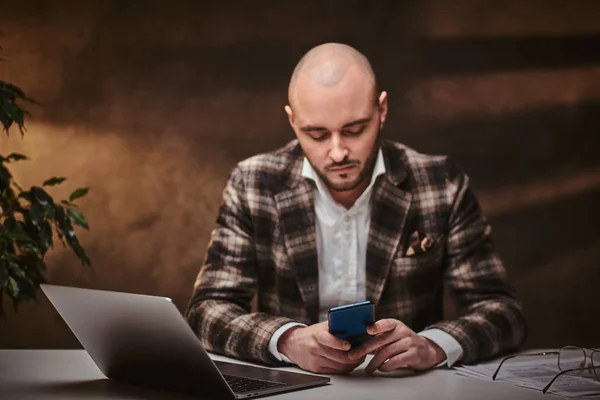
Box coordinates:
[315,137,380,193]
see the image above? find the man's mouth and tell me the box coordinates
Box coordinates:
[328,164,356,172]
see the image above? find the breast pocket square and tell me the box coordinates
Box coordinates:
[405,231,436,256]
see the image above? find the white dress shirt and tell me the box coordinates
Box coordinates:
[268,149,464,367]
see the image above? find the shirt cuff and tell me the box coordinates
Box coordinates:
[418,329,464,367]
[268,322,307,363]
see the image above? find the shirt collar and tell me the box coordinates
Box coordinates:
[301,148,386,199]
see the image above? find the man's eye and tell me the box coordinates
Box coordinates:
[344,127,365,136]
[310,132,330,141]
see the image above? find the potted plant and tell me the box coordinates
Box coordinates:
[0,54,91,317]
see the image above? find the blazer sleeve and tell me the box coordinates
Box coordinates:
[184,166,297,366]
[425,159,528,364]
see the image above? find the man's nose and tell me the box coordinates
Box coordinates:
[329,135,348,162]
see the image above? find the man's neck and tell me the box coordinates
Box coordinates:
[328,177,371,209]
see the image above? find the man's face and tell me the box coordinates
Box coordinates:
[286,68,387,192]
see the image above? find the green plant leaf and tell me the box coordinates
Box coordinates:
[61,200,77,208]
[53,204,66,225]
[2,216,17,231]
[3,153,28,162]
[69,187,89,202]
[39,221,53,253]
[6,276,18,299]
[0,99,15,132]
[66,208,89,230]
[43,203,56,220]
[0,262,7,289]
[59,224,91,266]
[55,229,66,247]
[0,80,39,104]
[0,163,12,189]
[15,241,41,254]
[1,103,26,134]
[30,186,54,206]
[7,261,26,280]
[28,203,45,226]
[17,190,32,203]
[42,177,66,186]
[8,231,37,245]
[72,239,91,266]
[0,187,20,215]
[6,218,28,236]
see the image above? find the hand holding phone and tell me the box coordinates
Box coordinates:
[328,300,374,350]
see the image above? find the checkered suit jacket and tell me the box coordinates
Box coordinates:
[185,139,527,366]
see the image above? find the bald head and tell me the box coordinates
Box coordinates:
[288,43,378,109]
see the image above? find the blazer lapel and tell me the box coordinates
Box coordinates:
[274,157,319,323]
[366,143,412,306]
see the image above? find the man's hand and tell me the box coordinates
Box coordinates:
[347,318,446,374]
[278,321,365,374]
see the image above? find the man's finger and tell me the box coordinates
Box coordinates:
[363,337,412,374]
[349,321,409,360]
[317,356,360,374]
[348,330,393,360]
[321,345,363,365]
[366,318,401,335]
[377,348,419,372]
[314,331,351,351]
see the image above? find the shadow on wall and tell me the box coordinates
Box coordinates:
[416,35,600,76]
[390,100,600,190]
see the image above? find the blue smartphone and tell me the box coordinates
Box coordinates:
[328,300,375,349]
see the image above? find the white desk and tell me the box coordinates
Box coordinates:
[0,349,551,399]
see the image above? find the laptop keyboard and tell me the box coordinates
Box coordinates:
[223,374,286,394]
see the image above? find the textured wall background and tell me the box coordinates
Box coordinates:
[1,0,599,352]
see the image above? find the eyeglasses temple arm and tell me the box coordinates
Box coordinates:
[542,368,583,394]
[492,352,560,381]
[492,356,516,380]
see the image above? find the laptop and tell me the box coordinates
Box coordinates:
[40,284,330,399]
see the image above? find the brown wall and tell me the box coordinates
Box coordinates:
[1,0,599,351]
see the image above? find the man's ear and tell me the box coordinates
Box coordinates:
[284,105,295,128]
[378,91,388,130]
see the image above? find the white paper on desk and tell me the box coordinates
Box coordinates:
[453,356,600,398]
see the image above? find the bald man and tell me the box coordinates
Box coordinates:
[185,43,527,375]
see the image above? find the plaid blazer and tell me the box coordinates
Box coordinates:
[185,139,527,366]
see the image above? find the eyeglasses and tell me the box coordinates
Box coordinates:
[492,346,599,394]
